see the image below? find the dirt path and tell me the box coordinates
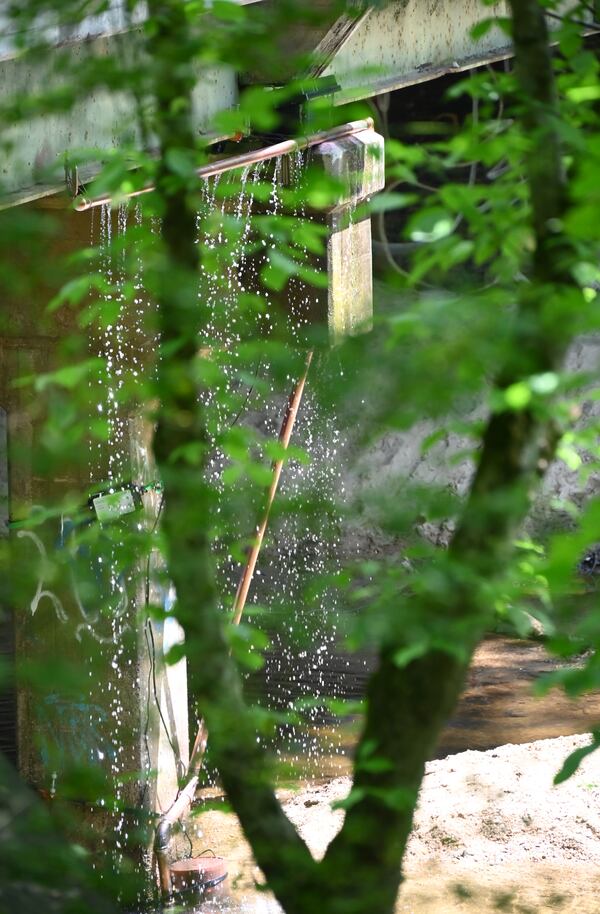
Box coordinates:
[260,636,600,780]
[438,637,599,756]
[193,734,600,913]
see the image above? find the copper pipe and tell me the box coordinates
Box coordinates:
[187,350,313,772]
[74,119,373,211]
[188,719,209,779]
[154,775,199,898]
[155,351,313,898]
[232,350,313,626]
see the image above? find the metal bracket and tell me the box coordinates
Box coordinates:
[64,160,80,198]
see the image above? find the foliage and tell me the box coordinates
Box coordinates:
[1,2,600,913]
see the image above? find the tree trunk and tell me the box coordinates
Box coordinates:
[319,2,576,911]
[146,4,319,910]
[147,2,578,913]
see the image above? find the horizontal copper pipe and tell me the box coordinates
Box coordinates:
[74,118,373,212]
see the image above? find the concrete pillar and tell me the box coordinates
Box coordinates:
[1,200,188,852]
[266,128,384,345]
[314,128,385,343]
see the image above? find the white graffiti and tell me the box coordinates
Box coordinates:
[17,526,130,644]
[17,529,69,624]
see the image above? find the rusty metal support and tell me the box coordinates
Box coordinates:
[74,120,373,211]
[154,351,313,899]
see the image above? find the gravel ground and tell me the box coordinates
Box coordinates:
[283,734,600,868]
[195,734,600,913]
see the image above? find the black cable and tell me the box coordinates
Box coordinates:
[140,623,153,807]
[182,821,194,858]
[147,615,181,768]
[228,357,263,429]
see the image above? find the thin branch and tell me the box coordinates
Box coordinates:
[545,8,600,31]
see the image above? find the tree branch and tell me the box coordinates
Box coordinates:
[146,3,319,908]
[321,3,576,911]
[545,9,600,33]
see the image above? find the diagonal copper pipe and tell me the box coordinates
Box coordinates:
[232,350,314,625]
[155,350,313,898]
[188,349,313,771]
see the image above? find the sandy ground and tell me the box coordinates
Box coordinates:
[192,734,600,913]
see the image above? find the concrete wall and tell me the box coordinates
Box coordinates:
[0,2,131,60]
[0,37,237,206]
[342,332,600,556]
[0,2,264,60]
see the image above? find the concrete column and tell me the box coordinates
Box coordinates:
[315,128,384,343]
[274,128,384,345]
[2,200,187,853]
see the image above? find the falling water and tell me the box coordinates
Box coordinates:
[83,153,356,897]
[186,154,354,778]
[84,201,158,872]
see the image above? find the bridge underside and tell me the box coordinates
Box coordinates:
[0,0,535,207]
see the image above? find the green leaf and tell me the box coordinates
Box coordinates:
[470,18,495,40]
[264,440,309,464]
[212,0,246,22]
[78,298,122,330]
[48,274,109,312]
[164,643,186,666]
[357,756,395,774]
[262,250,296,291]
[408,208,455,243]
[529,372,559,395]
[164,148,197,178]
[34,359,103,392]
[556,443,582,471]
[247,462,275,486]
[393,641,429,668]
[366,192,417,214]
[222,464,243,486]
[421,428,446,456]
[554,731,600,784]
[332,788,366,811]
[169,441,206,465]
[503,382,531,410]
[566,85,600,102]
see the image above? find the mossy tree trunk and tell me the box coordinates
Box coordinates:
[148,2,576,913]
